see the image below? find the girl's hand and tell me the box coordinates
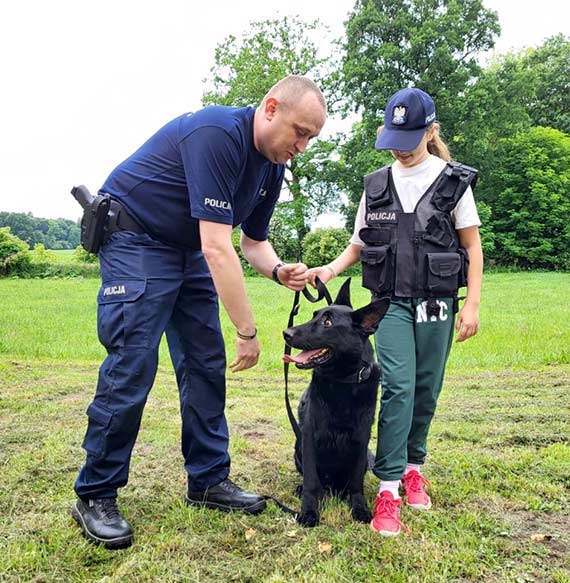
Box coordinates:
[307,266,335,288]
[455,302,479,342]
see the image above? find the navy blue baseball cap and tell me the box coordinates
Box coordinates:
[375,88,436,152]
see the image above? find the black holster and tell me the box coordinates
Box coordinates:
[71,185,110,254]
[71,185,145,254]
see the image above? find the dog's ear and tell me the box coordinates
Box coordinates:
[333,277,352,307]
[352,298,390,335]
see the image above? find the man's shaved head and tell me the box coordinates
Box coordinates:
[262,75,327,112]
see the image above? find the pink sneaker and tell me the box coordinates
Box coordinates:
[370,491,407,536]
[402,470,432,510]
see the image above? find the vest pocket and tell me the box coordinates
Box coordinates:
[458,248,470,288]
[360,245,392,295]
[426,252,461,295]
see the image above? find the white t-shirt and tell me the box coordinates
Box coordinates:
[350,155,481,245]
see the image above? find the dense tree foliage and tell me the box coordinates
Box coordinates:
[483,127,570,269]
[524,35,570,135]
[0,212,80,249]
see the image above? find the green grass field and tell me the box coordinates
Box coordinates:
[52,249,77,263]
[0,273,569,582]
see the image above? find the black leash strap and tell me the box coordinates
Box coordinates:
[260,495,298,517]
[283,277,333,442]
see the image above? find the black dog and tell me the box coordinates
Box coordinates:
[283,279,390,527]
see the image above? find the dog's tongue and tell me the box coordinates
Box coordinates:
[283,348,322,364]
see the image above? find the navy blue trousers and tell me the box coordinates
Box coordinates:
[74,232,230,499]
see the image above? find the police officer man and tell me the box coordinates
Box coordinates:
[72,75,327,549]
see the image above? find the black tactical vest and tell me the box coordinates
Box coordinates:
[359,161,478,299]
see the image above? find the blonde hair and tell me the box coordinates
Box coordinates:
[376,122,451,161]
[427,122,451,161]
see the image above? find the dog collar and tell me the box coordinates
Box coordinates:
[315,362,374,385]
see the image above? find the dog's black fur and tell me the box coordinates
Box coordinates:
[283,279,390,527]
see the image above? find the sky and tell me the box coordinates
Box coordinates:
[0,0,569,224]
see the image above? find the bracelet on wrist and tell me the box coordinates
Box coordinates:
[325,264,337,277]
[272,262,285,285]
[237,327,257,340]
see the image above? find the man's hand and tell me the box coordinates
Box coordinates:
[277,262,309,291]
[229,336,260,372]
[455,302,479,342]
[307,266,335,288]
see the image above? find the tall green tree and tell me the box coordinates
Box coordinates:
[341,0,499,124]
[336,0,500,220]
[523,34,570,135]
[202,16,342,249]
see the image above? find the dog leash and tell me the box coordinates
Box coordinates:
[283,277,333,442]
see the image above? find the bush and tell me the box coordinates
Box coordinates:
[0,227,32,276]
[31,243,58,264]
[301,227,351,267]
[484,127,570,270]
[73,245,99,264]
[9,262,100,279]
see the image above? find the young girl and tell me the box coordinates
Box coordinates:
[308,88,483,536]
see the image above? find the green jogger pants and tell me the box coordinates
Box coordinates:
[373,297,455,481]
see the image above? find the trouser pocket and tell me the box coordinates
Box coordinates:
[82,401,114,458]
[97,279,147,349]
[425,252,461,296]
[360,245,393,295]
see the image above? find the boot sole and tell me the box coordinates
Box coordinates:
[185,495,266,515]
[72,503,133,550]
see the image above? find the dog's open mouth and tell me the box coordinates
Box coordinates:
[283,348,332,369]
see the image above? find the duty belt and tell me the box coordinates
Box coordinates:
[71,185,145,254]
[106,198,145,236]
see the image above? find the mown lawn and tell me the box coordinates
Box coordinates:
[0,273,569,582]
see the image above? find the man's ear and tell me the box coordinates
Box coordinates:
[352,298,390,335]
[333,277,352,307]
[264,97,278,120]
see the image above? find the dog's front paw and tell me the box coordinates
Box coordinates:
[352,505,372,524]
[297,510,319,527]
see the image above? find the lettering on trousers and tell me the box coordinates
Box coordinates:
[204,197,232,210]
[416,300,449,323]
[103,285,126,296]
[366,211,397,223]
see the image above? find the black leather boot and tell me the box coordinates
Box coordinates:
[72,497,133,549]
[186,478,266,514]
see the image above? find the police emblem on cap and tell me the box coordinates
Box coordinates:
[392,105,407,125]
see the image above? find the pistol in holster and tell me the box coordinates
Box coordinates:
[71,185,110,254]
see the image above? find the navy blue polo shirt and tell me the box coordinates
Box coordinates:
[100,106,285,250]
